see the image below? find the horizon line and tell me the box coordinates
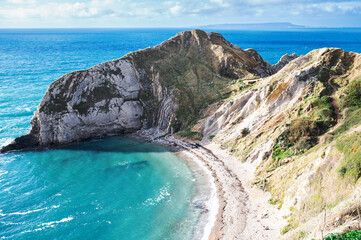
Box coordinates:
[0,26,361,29]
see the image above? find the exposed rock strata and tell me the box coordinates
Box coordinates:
[272,53,298,73]
[1,29,295,152]
[193,47,361,239]
[198,48,357,161]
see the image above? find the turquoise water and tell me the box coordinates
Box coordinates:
[0,137,201,239]
[0,28,361,239]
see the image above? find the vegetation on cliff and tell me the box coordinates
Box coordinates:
[194,47,361,239]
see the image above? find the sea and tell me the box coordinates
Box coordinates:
[0,28,361,239]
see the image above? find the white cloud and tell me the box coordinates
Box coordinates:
[170,5,182,15]
[7,0,36,4]
[0,0,360,26]
[0,2,104,19]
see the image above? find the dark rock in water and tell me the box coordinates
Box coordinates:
[1,117,40,153]
[1,29,294,153]
[0,134,39,153]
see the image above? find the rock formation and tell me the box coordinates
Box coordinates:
[1,29,295,152]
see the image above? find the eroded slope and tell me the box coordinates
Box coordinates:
[194,48,361,239]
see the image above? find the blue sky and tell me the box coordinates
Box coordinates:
[0,0,360,28]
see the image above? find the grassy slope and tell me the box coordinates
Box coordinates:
[128,30,265,130]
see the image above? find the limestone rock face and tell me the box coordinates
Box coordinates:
[199,48,357,155]
[1,29,295,152]
[272,53,298,73]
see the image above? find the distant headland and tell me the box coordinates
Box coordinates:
[197,22,306,30]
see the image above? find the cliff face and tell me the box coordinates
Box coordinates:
[1,30,295,152]
[193,47,361,238]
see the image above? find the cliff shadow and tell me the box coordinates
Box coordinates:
[58,135,178,154]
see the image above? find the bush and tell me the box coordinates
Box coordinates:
[272,119,329,161]
[313,96,333,108]
[285,119,323,144]
[311,95,334,122]
[241,128,250,137]
[324,230,361,240]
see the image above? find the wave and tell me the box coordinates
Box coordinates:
[0,220,22,226]
[7,207,47,216]
[142,184,171,206]
[40,216,74,227]
[21,216,74,234]
[3,205,60,216]
[0,170,8,177]
[0,138,14,148]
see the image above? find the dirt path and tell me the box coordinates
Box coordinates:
[328,75,342,125]
[319,75,344,143]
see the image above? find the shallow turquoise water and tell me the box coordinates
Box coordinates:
[0,137,199,239]
[0,28,361,239]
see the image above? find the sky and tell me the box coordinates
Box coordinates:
[0,0,360,28]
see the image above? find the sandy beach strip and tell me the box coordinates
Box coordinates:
[154,135,286,240]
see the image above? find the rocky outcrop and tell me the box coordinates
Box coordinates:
[272,53,298,73]
[198,48,356,144]
[1,29,296,153]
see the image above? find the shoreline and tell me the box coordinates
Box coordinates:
[2,131,285,239]
[151,134,286,240]
[177,150,219,240]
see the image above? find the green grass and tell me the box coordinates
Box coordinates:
[293,231,309,239]
[343,79,361,109]
[336,132,361,182]
[272,142,293,161]
[334,108,361,135]
[281,224,292,235]
[177,129,203,141]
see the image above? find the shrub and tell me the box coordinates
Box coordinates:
[272,119,328,161]
[325,230,361,240]
[285,119,322,144]
[311,95,334,122]
[241,128,250,137]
